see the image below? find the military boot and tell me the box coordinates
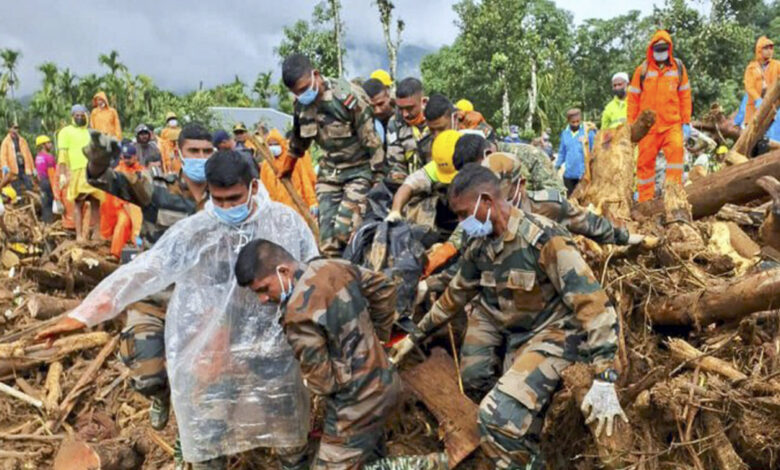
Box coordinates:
[149,393,170,430]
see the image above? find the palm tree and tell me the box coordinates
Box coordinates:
[38,62,58,89]
[98,50,127,77]
[252,72,272,107]
[58,68,79,105]
[1,49,22,123]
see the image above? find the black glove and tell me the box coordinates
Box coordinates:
[83,130,120,177]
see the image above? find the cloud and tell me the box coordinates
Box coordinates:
[3,0,657,97]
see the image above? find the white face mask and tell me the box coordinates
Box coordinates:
[168,119,179,128]
[653,50,669,63]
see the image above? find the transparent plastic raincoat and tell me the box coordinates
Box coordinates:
[68,184,318,462]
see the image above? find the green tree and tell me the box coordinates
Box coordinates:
[1,48,22,123]
[275,1,345,77]
[252,72,273,107]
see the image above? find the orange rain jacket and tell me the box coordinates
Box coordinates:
[159,126,182,174]
[100,160,144,258]
[90,92,122,140]
[627,30,692,132]
[743,36,780,124]
[0,133,34,179]
[260,129,317,218]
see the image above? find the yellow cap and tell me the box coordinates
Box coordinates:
[35,135,51,147]
[430,130,461,184]
[165,111,178,122]
[716,145,728,155]
[370,69,393,87]
[233,122,248,132]
[2,186,17,202]
[455,99,474,112]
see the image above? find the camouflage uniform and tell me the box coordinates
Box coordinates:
[385,115,432,186]
[290,78,385,257]
[399,166,458,238]
[88,165,203,399]
[497,142,565,192]
[283,259,401,470]
[411,208,618,469]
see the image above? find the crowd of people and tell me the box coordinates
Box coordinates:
[0,28,775,470]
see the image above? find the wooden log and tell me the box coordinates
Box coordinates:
[701,411,749,470]
[401,348,480,467]
[45,361,64,413]
[686,150,780,219]
[0,332,111,376]
[734,80,780,157]
[725,222,760,258]
[559,363,633,469]
[691,119,741,141]
[667,338,747,381]
[651,269,780,327]
[53,438,145,470]
[27,294,81,320]
[757,176,780,251]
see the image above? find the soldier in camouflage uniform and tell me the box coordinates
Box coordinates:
[393,165,626,469]
[83,123,214,431]
[282,54,385,257]
[235,239,401,470]
[497,140,565,193]
[386,77,432,186]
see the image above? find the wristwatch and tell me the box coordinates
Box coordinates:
[596,368,619,383]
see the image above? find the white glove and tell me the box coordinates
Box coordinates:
[390,336,415,364]
[628,233,659,249]
[414,280,429,306]
[627,233,644,245]
[581,380,628,437]
[385,210,403,223]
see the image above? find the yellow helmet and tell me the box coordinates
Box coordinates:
[429,130,461,184]
[455,99,474,112]
[2,185,18,202]
[370,69,393,87]
[716,145,728,155]
[35,135,51,147]
[165,111,178,122]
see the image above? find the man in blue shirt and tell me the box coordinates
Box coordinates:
[556,108,596,196]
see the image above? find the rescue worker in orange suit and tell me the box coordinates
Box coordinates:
[99,142,143,259]
[627,30,692,203]
[90,92,122,140]
[743,36,780,125]
[260,128,318,220]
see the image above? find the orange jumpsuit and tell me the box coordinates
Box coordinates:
[627,30,692,202]
[260,129,317,219]
[743,36,780,125]
[158,126,181,174]
[99,160,144,258]
[90,92,122,140]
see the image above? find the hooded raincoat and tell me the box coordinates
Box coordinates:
[743,36,780,124]
[260,129,318,217]
[0,133,34,179]
[627,30,692,202]
[90,92,122,140]
[67,184,318,462]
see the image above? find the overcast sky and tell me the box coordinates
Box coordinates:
[3,0,661,96]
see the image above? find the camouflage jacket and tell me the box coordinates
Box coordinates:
[87,166,203,243]
[385,115,432,186]
[413,208,618,368]
[290,77,385,183]
[524,190,630,245]
[497,142,565,192]
[283,259,398,400]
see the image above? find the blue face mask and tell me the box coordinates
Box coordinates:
[296,72,319,106]
[211,182,255,225]
[182,157,207,183]
[460,193,493,238]
[277,267,294,304]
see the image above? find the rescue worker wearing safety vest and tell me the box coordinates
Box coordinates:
[386,129,461,240]
[627,30,692,203]
[743,36,780,125]
[601,72,629,130]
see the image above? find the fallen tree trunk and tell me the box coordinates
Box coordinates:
[701,411,749,470]
[757,176,780,251]
[27,294,81,320]
[686,150,780,219]
[691,119,741,141]
[401,348,480,467]
[651,269,780,327]
[0,332,111,376]
[733,80,780,157]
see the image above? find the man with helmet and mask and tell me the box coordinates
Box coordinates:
[37,149,318,470]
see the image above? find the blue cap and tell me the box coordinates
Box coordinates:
[71,104,87,115]
[121,142,137,157]
[212,129,230,146]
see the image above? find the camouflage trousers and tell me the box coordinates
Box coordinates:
[316,177,371,258]
[461,309,577,470]
[315,371,401,470]
[119,307,167,398]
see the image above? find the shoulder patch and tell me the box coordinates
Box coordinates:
[331,77,369,110]
[527,189,564,204]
